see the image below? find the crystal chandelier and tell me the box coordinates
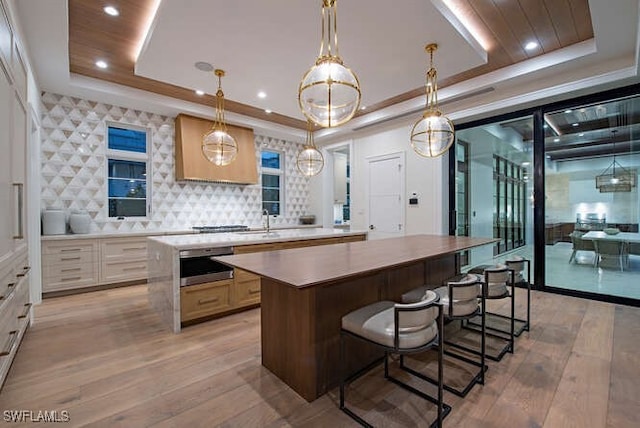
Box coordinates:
[298,0,361,128]
[202,69,238,166]
[296,121,324,176]
[410,44,455,158]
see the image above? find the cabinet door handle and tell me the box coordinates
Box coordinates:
[60,248,81,253]
[61,276,82,282]
[18,303,32,319]
[198,297,219,305]
[60,268,81,273]
[0,331,18,357]
[249,288,260,294]
[60,257,81,261]
[122,247,146,251]
[122,266,143,271]
[12,183,23,239]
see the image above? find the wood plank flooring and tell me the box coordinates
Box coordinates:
[0,285,639,427]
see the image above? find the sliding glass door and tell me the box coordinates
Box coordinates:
[453,116,534,277]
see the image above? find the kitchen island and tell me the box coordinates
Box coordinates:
[214,234,496,402]
[147,228,367,333]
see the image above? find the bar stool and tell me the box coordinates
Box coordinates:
[400,274,486,398]
[505,255,531,335]
[464,265,515,361]
[340,290,450,428]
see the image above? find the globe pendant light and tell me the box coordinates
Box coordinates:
[297,121,324,176]
[410,44,455,158]
[202,69,238,166]
[298,0,361,128]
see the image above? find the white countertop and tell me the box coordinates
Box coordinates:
[148,228,367,250]
[40,224,321,241]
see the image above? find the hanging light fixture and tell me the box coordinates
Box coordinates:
[410,43,455,158]
[296,121,324,176]
[202,69,238,166]
[298,0,361,128]
[595,130,637,192]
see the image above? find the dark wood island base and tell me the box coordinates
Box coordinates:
[216,234,496,402]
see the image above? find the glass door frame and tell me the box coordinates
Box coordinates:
[448,82,640,307]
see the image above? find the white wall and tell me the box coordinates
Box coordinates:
[339,124,447,235]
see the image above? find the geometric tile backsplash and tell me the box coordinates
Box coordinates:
[40,92,311,233]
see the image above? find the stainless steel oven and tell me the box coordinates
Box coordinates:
[179,246,234,286]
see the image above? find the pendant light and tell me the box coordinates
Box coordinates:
[296,121,324,176]
[298,0,361,128]
[595,130,637,192]
[202,69,238,166]
[410,44,455,158]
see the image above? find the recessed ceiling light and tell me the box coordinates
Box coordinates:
[195,90,204,96]
[265,109,272,114]
[543,124,548,129]
[553,138,560,142]
[95,60,108,69]
[360,106,367,110]
[257,91,267,99]
[546,155,551,159]
[572,123,579,127]
[579,133,584,137]
[564,109,572,114]
[194,61,214,72]
[103,6,119,16]
[522,162,530,166]
[524,41,538,51]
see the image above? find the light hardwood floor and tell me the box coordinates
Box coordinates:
[0,285,639,427]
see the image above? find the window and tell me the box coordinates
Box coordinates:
[106,124,150,218]
[261,150,283,216]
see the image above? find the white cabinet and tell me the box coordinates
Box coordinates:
[41,236,149,294]
[333,152,348,204]
[42,239,99,292]
[0,2,31,391]
[100,237,148,284]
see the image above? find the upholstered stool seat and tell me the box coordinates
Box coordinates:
[339,290,450,427]
[342,293,439,349]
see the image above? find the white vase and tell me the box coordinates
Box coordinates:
[69,210,91,234]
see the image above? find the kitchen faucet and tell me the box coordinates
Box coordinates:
[262,209,270,232]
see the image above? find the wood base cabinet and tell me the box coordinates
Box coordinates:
[42,237,149,294]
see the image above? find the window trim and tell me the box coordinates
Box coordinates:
[261,149,285,217]
[105,121,152,219]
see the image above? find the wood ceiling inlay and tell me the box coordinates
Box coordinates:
[68,0,593,129]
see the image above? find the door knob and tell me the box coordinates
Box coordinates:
[369,225,375,230]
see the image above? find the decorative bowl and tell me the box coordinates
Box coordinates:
[603,228,620,235]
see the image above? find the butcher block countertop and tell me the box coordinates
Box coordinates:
[215,234,498,289]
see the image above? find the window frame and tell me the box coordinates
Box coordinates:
[105,121,152,219]
[260,149,285,217]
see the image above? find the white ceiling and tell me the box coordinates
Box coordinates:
[136,0,486,120]
[11,0,640,143]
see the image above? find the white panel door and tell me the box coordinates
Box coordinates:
[367,153,404,240]
[0,61,13,265]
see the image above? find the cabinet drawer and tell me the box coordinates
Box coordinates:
[0,265,15,302]
[180,280,233,322]
[0,292,17,346]
[101,260,148,283]
[342,234,366,243]
[101,238,148,260]
[234,243,279,254]
[43,250,96,267]
[234,268,260,283]
[234,278,261,307]
[43,269,98,292]
[42,240,97,255]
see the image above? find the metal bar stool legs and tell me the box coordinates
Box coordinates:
[339,292,451,427]
[400,275,487,398]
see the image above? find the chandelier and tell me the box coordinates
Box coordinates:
[296,121,324,176]
[298,0,361,128]
[410,43,455,158]
[202,69,238,166]
[595,131,637,192]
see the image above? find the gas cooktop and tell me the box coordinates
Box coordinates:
[192,225,250,234]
